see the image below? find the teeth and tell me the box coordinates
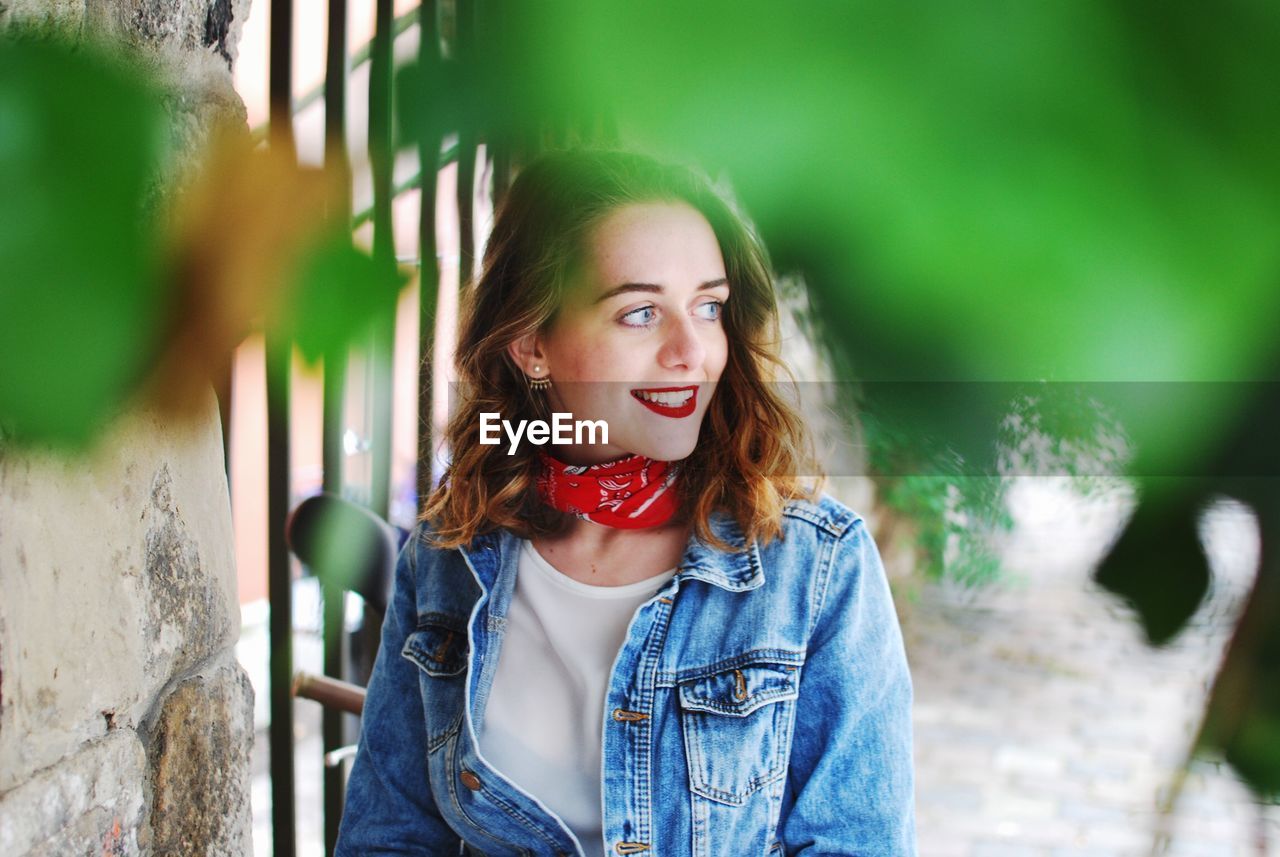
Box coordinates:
[636,389,693,406]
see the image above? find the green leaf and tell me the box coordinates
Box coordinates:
[278,232,408,365]
[1223,708,1280,799]
[1094,479,1211,645]
[0,33,169,447]
[482,0,1280,387]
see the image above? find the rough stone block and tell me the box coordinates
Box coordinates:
[0,730,146,855]
[0,0,86,31]
[146,658,254,857]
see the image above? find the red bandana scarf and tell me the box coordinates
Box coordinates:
[536,452,681,529]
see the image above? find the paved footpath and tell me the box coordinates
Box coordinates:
[900,480,1279,857]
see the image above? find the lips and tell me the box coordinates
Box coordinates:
[631,385,698,418]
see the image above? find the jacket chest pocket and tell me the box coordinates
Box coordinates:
[401,612,469,751]
[677,659,801,806]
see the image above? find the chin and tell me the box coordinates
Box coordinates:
[633,436,700,463]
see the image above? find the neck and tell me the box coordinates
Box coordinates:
[532,516,692,586]
[545,442,620,467]
[556,514,689,550]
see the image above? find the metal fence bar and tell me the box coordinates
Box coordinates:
[322,0,350,502]
[417,0,443,516]
[321,0,352,849]
[352,139,459,228]
[266,338,298,857]
[368,0,396,524]
[267,0,298,849]
[266,333,297,857]
[454,0,476,290]
[476,0,511,211]
[457,137,476,287]
[251,6,420,144]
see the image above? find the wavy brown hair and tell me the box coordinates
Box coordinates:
[422,149,820,549]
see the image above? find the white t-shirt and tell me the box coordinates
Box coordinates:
[480,539,677,857]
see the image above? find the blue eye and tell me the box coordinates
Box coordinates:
[695,300,724,321]
[620,305,657,327]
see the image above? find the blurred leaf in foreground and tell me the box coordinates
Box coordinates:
[280,231,408,365]
[1095,479,1211,645]
[0,30,406,443]
[154,129,406,410]
[0,32,168,446]
[152,129,335,412]
[482,0,1280,414]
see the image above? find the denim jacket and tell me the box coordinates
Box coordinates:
[336,494,916,856]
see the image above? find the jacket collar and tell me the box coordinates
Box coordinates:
[458,509,764,596]
[674,509,764,592]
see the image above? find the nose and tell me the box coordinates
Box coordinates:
[657,315,706,372]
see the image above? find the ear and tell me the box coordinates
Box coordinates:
[507,332,549,379]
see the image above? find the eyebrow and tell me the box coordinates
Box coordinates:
[592,277,730,305]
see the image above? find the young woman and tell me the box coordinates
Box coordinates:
[336,150,915,856]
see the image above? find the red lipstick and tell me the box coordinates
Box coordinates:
[630,385,698,418]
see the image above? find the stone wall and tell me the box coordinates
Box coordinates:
[0,394,253,855]
[0,0,255,852]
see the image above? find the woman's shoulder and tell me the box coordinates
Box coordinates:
[403,517,503,552]
[396,519,490,577]
[758,494,888,617]
[755,493,876,584]
[779,492,866,541]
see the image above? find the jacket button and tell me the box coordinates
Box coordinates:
[459,770,482,791]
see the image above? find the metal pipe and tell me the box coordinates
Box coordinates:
[294,671,367,717]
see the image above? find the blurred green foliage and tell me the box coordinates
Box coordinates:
[0,30,407,449]
[878,474,1008,587]
[283,231,408,366]
[0,33,169,446]
[483,0,1280,382]
[434,0,1280,801]
[1095,479,1211,643]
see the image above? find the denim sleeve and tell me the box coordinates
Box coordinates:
[335,535,463,856]
[778,520,917,856]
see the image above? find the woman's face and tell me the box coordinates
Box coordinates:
[514,200,730,465]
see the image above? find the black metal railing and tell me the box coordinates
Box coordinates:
[263,1,446,852]
[266,0,297,848]
[257,1,598,851]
